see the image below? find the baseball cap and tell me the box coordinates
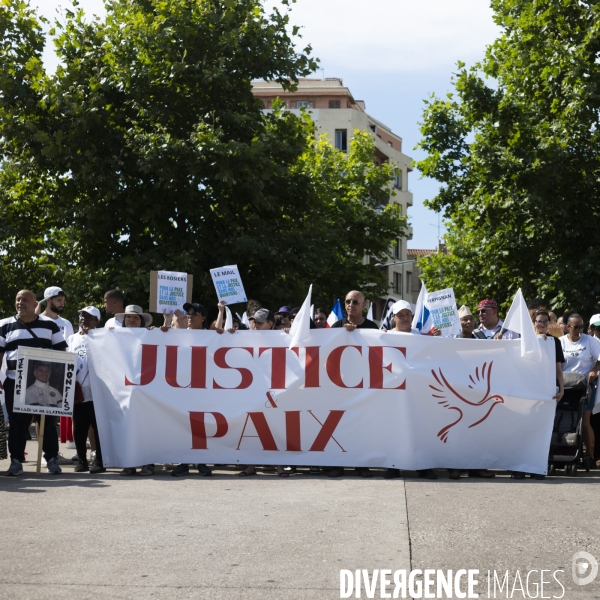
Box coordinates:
[42,286,65,301]
[458,305,473,318]
[276,306,291,315]
[590,313,600,327]
[477,299,497,310]
[392,300,413,315]
[249,308,274,323]
[78,306,101,320]
[183,302,207,317]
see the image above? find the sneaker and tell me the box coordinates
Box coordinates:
[197,464,212,476]
[71,453,79,462]
[89,461,106,474]
[171,464,190,477]
[90,451,97,462]
[120,468,137,476]
[66,440,76,449]
[46,457,62,475]
[139,465,155,476]
[6,458,24,477]
[74,460,89,473]
[56,453,72,466]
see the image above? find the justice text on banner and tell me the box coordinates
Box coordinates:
[87,328,557,473]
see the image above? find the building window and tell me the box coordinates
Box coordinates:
[394,169,402,189]
[406,271,412,295]
[394,238,402,259]
[329,100,341,109]
[335,129,347,152]
[369,124,376,133]
[388,141,393,148]
[296,101,310,108]
[394,272,402,294]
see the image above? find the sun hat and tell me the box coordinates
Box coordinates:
[115,305,153,327]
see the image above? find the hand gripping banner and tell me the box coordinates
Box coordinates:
[87,328,557,473]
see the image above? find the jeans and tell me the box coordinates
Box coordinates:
[3,378,58,463]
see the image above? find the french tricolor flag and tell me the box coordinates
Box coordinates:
[326,299,344,327]
[412,281,435,334]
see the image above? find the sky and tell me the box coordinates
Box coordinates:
[30,0,501,249]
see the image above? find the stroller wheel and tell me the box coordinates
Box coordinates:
[547,464,556,476]
[567,463,577,476]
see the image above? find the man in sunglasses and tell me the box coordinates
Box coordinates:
[328,290,377,478]
[473,299,518,340]
[331,291,378,331]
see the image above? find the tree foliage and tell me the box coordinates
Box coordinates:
[416,0,600,313]
[0,0,405,319]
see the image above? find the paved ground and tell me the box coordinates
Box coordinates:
[1,438,600,600]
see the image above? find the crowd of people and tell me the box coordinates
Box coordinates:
[0,285,599,481]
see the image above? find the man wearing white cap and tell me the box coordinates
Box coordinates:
[38,286,74,341]
[387,300,421,335]
[38,286,75,454]
[384,300,439,481]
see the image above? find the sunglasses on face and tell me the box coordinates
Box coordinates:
[345,299,360,305]
[569,324,584,330]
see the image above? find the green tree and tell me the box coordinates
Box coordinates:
[416,0,600,314]
[0,0,404,320]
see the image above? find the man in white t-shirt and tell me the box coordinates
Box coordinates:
[103,289,125,328]
[68,306,105,473]
[37,286,74,341]
[560,313,600,465]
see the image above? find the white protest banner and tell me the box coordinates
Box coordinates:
[426,288,461,337]
[149,270,192,313]
[13,347,78,417]
[88,328,556,474]
[210,264,247,305]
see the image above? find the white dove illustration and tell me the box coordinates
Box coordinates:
[429,361,505,443]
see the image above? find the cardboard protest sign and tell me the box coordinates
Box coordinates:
[149,270,193,313]
[13,347,78,417]
[210,264,247,305]
[426,288,461,337]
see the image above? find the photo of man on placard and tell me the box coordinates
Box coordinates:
[24,361,65,408]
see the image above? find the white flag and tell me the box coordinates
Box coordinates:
[288,285,312,349]
[503,289,541,361]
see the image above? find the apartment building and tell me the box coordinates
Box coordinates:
[252,78,415,319]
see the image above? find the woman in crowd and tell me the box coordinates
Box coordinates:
[313,308,328,329]
[163,302,214,477]
[238,308,289,478]
[114,305,155,476]
[559,313,600,469]
[512,310,565,480]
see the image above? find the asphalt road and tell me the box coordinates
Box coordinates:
[1,440,599,600]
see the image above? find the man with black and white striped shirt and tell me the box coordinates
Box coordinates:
[0,290,68,476]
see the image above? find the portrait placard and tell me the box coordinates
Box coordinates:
[13,347,78,417]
